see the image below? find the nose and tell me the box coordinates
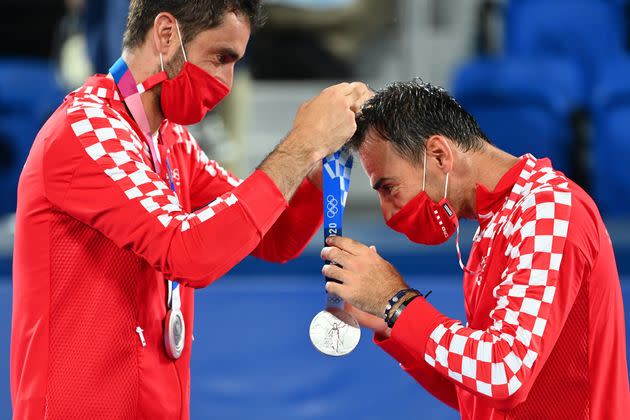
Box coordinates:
[215,67,234,90]
[381,203,396,222]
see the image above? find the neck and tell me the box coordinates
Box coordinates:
[122,48,165,133]
[460,145,520,218]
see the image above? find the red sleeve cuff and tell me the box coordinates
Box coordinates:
[374,332,423,369]
[233,170,288,236]
[389,296,449,360]
[304,175,322,192]
[287,178,323,220]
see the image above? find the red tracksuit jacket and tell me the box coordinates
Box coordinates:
[11,75,323,419]
[377,155,630,418]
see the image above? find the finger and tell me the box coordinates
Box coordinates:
[322,263,351,284]
[323,82,352,96]
[326,236,368,255]
[320,246,354,268]
[345,82,370,111]
[344,81,368,97]
[324,279,343,297]
[346,82,368,104]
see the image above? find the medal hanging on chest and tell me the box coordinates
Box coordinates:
[309,148,361,356]
[110,57,185,359]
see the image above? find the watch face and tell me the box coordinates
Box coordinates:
[309,308,361,357]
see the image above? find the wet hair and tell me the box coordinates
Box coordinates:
[123,0,263,50]
[350,79,490,164]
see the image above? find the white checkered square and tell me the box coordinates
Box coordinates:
[476,380,492,396]
[70,118,94,137]
[508,376,522,396]
[448,369,463,383]
[449,334,468,355]
[461,356,477,379]
[534,235,553,252]
[542,286,556,303]
[520,297,541,316]
[528,269,549,285]
[94,127,117,142]
[491,363,508,385]
[84,142,107,160]
[532,317,547,336]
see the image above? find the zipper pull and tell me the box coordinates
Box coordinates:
[136,326,147,347]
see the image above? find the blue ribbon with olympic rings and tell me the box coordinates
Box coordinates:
[322,147,353,309]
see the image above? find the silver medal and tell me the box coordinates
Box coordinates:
[309,307,361,356]
[164,308,185,359]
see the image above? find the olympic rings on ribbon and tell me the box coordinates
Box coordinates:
[326,194,339,218]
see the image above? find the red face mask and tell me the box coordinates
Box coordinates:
[385,152,478,274]
[146,21,230,126]
[385,151,458,245]
[160,61,229,126]
[386,192,458,245]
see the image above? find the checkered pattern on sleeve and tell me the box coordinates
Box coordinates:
[170,122,242,188]
[424,163,572,399]
[66,96,238,232]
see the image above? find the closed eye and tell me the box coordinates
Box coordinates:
[381,184,394,194]
[212,47,240,65]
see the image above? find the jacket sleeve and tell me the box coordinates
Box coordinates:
[384,187,595,410]
[185,129,323,263]
[44,105,289,288]
[374,333,459,411]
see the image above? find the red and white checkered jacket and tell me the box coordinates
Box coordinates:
[11,75,323,419]
[377,155,629,418]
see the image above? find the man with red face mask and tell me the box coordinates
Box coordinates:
[10,1,371,419]
[322,80,629,418]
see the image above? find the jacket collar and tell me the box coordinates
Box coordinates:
[474,154,542,229]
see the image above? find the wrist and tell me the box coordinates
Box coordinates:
[284,129,324,165]
[383,289,421,328]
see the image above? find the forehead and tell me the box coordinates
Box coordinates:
[358,129,405,175]
[190,12,251,53]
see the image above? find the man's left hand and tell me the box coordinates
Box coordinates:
[321,236,409,317]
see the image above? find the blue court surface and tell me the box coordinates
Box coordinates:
[1,275,629,419]
[1,217,629,419]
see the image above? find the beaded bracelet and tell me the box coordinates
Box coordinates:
[383,288,417,320]
[386,294,420,328]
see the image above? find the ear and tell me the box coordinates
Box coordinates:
[425,135,454,174]
[152,12,178,59]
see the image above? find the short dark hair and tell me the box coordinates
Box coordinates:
[350,79,490,164]
[123,0,263,50]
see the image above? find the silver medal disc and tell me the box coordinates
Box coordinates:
[164,309,185,359]
[309,307,361,356]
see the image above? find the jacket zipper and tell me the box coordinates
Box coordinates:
[136,326,147,347]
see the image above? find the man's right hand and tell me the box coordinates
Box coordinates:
[258,82,372,201]
[287,82,372,160]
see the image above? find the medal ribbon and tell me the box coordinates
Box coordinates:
[109,58,182,313]
[323,147,353,309]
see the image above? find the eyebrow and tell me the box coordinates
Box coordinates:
[372,177,394,190]
[216,46,241,61]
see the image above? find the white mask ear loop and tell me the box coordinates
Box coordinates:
[444,172,449,199]
[422,149,427,191]
[449,176,478,275]
[158,21,186,75]
[174,20,188,62]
